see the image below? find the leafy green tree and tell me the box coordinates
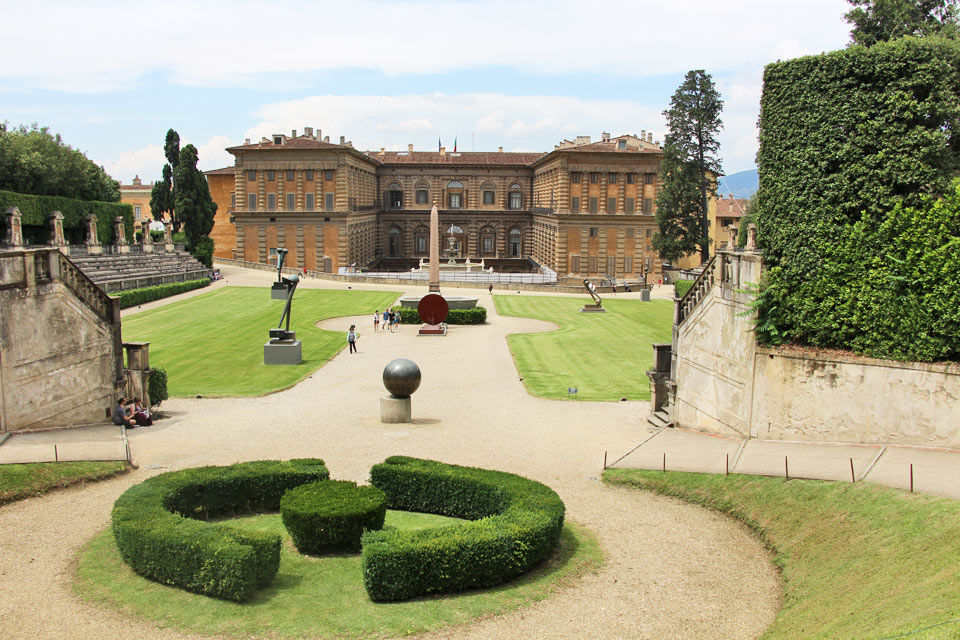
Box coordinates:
[0,122,119,201]
[846,0,958,46]
[173,144,217,268]
[653,70,723,265]
[150,129,180,232]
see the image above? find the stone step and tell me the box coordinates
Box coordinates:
[646,409,673,430]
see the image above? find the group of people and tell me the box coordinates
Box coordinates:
[374,308,400,333]
[112,396,152,429]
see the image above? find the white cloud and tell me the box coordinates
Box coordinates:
[3,0,851,91]
[106,135,237,184]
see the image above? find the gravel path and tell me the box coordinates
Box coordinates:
[0,266,780,639]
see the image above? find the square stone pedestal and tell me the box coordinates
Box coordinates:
[418,323,447,336]
[641,289,651,301]
[380,396,412,423]
[264,340,302,365]
[271,282,288,300]
[580,304,606,313]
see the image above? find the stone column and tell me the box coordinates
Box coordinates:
[122,342,153,410]
[114,216,130,254]
[428,203,440,292]
[85,214,102,255]
[5,206,24,248]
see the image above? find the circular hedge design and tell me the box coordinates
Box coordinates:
[281,480,386,553]
[110,456,565,604]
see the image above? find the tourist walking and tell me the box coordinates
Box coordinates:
[347,325,358,353]
[374,310,380,333]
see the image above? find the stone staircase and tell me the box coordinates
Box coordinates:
[647,408,673,431]
[67,250,209,293]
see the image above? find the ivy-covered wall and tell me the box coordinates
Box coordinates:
[0,189,134,245]
[755,37,960,362]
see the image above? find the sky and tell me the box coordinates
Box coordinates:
[1,0,852,186]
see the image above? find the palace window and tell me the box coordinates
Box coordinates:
[416,234,427,254]
[626,173,635,184]
[589,197,598,213]
[414,190,426,204]
[449,193,462,208]
[482,236,493,253]
[625,256,633,272]
[324,170,334,181]
[643,198,653,214]
[607,256,616,275]
[570,255,581,273]
[248,193,257,211]
[247,170,256,181]
[447,180,464,209]
[325,193,334,210]
[286,193,296,210]
[509,184,523,210]
[646,228,652,237]
[644,173,654,184]
[571,172,581,184]
[305,170,315,181]
[267,193,276,211]
[509,228,522,257]
[608,173,617,183]
[618,140,627,150]
[267,170,276,181]
[626,228,634,238]
[134,206,141,220]
[230,193,236,208]
[483,190,495,204]
[571,197,580,213]
[608,197,617,213]
[625,197,635,213]
[589,227,598,237]
[588,256,598,273]
[286,170,295,181]
[305,193,314,211]
[388,227,401,257]
[388,182,403,209]
[590,172,599,184]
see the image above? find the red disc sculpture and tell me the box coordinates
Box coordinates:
[417,294,449,326]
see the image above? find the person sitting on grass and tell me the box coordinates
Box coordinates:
[132,397,152,427]
[112,397,136,429]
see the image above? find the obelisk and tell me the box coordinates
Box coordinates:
[428,203,440,292]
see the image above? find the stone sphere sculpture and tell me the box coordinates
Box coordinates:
[382,358,421,398]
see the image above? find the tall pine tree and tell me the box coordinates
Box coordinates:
[174,144,217,267]
[149,129,180,232]
[846,0,958,46]
[653,70,723,265]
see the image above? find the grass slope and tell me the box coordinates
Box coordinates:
[494,295,673,401]
[121,287,399,397]
[75,511,601,639]
[0,461,129,506]
[604,469,960,640]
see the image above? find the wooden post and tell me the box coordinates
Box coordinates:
[662,452,666,472]
[850,458,855,483]
[910,463,914,493]
[726,453,729,475]
[785,456,789,480]
[603,451,607,470]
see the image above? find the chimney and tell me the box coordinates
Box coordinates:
[440,146,446,155]
[379,147,385,157]
[498,146,503,153]
[641,130,646,140]
[602,131,610,142]
[408,143,414,152]
[291,129,297,138]
[316,129,322,140]
[132,175,142,186]
[324,136,330,143]
[244,138,251,145]
[304,126,313,137]
[339,135,345,145]
[647,133,653,143]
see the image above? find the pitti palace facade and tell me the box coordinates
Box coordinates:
[205,127,671,281]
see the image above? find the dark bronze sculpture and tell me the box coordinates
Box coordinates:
[270,273,300,342]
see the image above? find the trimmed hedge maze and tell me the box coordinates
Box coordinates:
[362,456,566,602]
[111,459,329,601]
[111,456,565,603]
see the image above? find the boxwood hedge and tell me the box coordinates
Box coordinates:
[111,459,329,601]
[396,306,486,325]
[112,278,210,309]
[361,456,565,602]
[281,480,387,553]
[0,189,133,245]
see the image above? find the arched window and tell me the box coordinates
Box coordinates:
[509,228,522,257]
[481,181,496,206]
[414,225,428,255]
[509,184,523,210]
[388,227,402,257]
[447,181,464,209]
[414,180,430,205]
[388,182,403,209]
[479,225,496,256]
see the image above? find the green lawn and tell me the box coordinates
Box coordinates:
[604,469,960,640]
[494,295,673,401]
[0,461,129,506]
[75,511,601,639]
[121,287,399,397]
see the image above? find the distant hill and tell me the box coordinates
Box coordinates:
[718,169,758,199]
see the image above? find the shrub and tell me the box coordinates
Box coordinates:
[755,36,960,361]
[190,236,215,269]
[281,480,387,553]
[674,279,695,299]
[0,189,133,245]
[112,279,209,309]
[396,306,486,325]
[361,456,565,602]
[148,367,168,407]
[111,459,329,601]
